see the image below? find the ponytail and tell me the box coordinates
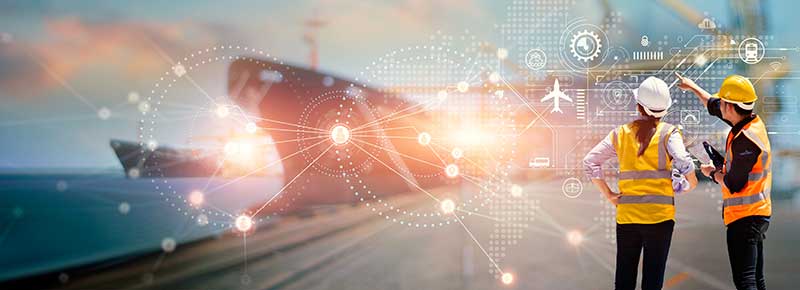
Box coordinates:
[632,104,659,156]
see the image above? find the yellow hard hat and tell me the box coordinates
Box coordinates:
[712,75,758,110]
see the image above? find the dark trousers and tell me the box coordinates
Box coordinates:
[615,220,674,290]
[727,216,770,290]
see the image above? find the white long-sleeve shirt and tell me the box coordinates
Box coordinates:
[582,127,696,193]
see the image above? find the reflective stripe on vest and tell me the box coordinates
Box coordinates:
[614,122,677,224]
[618,194,675,205]
[618,170,672,180]
[722,192,767,208]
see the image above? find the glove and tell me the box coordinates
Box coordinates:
[671,168,690,194]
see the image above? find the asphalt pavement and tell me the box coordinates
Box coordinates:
[31,180,800,290]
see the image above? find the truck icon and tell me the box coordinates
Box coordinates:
[529,157,551,168]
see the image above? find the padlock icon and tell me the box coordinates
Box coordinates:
[641,35,649,47]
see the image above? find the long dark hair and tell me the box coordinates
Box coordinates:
[632,104,660,156]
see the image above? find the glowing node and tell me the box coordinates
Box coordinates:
[489,72,501,83]
[127,168,140,179]
[445,164,459,178]
[440,199,456,214]
[188,190,204,207]
[437,90,448,101]
[161,237,176,253]
[457,81,469,93]
[510,184,523,197]
[245,122,258,134]
[146,139,158,151]
[501,272,514,285]
[118,202,131,215]
[331,125,351,145]
[215,105,230,118]
[417,132,431,146]
[451,148,463,159]
[97,107,111,120]
[694,54,708,66]
[127,91,140,103]
[172,64,186,77]
[137,101,150,113]
[567,230,584,246]
[235,215,254,232]
[196,214,209,226]
[497,48,509,60]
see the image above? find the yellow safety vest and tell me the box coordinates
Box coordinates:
[612,121,677,224]
[722,116,772,225]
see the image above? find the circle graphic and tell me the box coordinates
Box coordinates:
[559,21,610,72]
[562,177,584,198]
[330,125,351,145]
[602,81,633,109]
[525,48,547,70]
[738,37,765,64]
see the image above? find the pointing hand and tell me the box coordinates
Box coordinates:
[675,72,698,91]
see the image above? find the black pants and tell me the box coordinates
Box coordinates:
[727,216,770,290]
[615,220,674,290]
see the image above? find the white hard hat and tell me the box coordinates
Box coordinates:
[632,76,672,118]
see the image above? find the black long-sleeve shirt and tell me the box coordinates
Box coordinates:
[707,98,761,194]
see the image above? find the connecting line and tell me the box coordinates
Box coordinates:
[427,144,448,167]
[141,36,219,106]
[25,49,98,111]
[349,126,418,134]
[453,213,504,275]
[255,135,329,146]
[534,208,569,234]
[691,57,719,81]
[252,143,335,216]
[752,69,773,85]
[350,135,420,140]
[206,138,329,194]
[351,101,430,131]
[351,138,447,170]
[454,208,520,225]
[580,243,615,274]
[256,127,330,135]
[458,174,498,196]
[243,233,248,276]
[247,115,329,133]
[200,155,229,193]
[350,141,441,203]
[459,155,502,181]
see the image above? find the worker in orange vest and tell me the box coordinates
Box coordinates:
[676,73,772,290]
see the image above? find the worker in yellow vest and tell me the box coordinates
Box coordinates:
[584,76,699,290]
[676,73,772,290]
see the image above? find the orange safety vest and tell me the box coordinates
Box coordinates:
[722,116,772,225]
[612,121,678,224]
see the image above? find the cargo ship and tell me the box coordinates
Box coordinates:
[110,139,219,178]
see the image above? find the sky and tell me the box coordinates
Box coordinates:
[0,0,796,168]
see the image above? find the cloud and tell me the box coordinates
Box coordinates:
[0,17,241,98]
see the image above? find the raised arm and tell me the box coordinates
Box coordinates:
[675,72,713,108]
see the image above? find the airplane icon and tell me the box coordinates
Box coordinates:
[540,79,572,113]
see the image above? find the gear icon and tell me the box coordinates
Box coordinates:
[569,30,602,62]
